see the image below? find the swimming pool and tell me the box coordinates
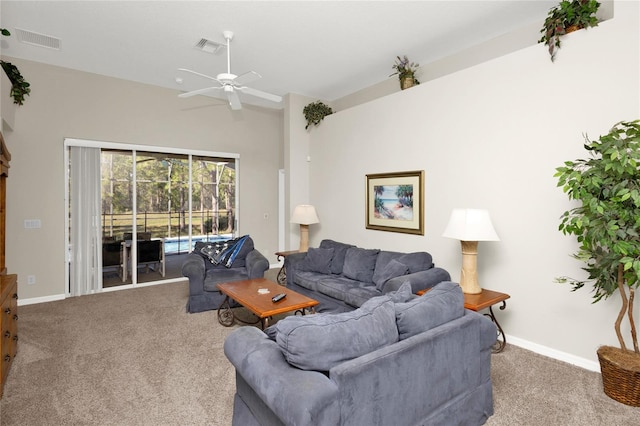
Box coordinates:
[163,234,231,255]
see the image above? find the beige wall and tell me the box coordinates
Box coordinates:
[3,59,283,301]
[308,2,639,369]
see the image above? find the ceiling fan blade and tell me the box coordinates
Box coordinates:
[178,86,222,98]
[226,90,242,110]
[237,86,283,103]
[233,71,261,86]
[177,68,220,82]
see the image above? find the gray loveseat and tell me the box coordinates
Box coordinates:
[224,281,497,425]
[284,239,451,313]
[182,236,269,313]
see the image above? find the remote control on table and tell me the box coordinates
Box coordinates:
[272,293,286,303]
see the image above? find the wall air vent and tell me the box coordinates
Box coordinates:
[194,38,224,54]
[15,28,61,50]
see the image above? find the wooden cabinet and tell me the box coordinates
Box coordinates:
[0,131,16,398]
[0,274,17,398]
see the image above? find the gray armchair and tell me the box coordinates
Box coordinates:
[182,236,269,313]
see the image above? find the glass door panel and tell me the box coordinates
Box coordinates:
[192,156,236,247]
[101,150,133,287]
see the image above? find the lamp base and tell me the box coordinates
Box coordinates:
[460,240,482,294]
[298,224,310,252]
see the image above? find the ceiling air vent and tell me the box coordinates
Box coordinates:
[15,28,61,50]
[194,38,224,54]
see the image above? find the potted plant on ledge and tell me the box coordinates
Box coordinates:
[0,28,31,105]
[390,55,420,90]
[539,0,600,61]
[555,119,640,406]
[303,101,333,130]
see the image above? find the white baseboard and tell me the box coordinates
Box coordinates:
[506,334,600,373]
[18,293,66,306]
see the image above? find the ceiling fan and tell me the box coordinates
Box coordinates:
[177,31,282,110]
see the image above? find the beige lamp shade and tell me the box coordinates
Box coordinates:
[290,205,320,225]
[291,205,319,252]
[443,209,499,294]
[442,208,499,241]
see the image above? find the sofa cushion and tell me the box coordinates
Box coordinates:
[342,247,380,283]
[394,281,464,340]
[316,276,361,302]
[203,268,249,291]
[300,247,334,274]
[273,295,398,371]
[320,239,355,274]
[397,252,433,273]
[373,259,409,290]
[290,270,325,292]
[342,283,383,308]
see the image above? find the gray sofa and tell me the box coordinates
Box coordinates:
[224,281,497,426]
[284,239,451,313]
[182,236,269,313]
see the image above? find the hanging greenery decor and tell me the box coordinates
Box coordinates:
[539,0,600,61]
[303,101,333,130]
[0,28,31,105]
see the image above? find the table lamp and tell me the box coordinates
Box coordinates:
[442,208,499,294]
[291,204,320,252]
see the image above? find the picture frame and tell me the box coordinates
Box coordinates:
[365,170,424,235]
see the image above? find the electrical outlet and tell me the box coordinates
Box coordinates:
[27,275,36,285]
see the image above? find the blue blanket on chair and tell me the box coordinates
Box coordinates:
[200,235,249,268]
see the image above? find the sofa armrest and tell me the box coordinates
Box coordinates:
[284,252,307,286]
[181,253,206,296]
[246,249,269,278]
[224,327,340,426]
[383,267,451,294]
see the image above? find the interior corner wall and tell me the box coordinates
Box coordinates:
[3,58,283,301]
[308,2,639,367]
[283,93,315,250]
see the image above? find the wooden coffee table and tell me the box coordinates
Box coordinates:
[216,278,319,329]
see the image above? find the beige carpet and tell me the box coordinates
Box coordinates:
[1,276,639,425]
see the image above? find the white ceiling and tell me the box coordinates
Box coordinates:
[0,1,559,109]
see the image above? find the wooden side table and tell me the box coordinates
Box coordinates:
[416,287,510,353]
[274,250,300,285]
[463,289,510,353]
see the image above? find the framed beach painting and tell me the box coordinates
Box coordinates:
[365,170,424,235]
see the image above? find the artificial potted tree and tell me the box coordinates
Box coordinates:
[555,119,640,406]
[303,101,333,130]
[390,55,420,90]
[539,0,600,61]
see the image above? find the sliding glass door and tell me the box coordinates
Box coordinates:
[65,139,239,295]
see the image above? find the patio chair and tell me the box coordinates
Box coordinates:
[136,239,165,277]
[124,232,151,241]
[102,240,124,279]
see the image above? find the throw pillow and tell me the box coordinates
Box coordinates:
[387,281,414,303]
[395,281,464,340]
[300,247,334,274]
[320,239,355,275]
[396,252,433,273]
[373,258,409,290]
[342,247,380,283]
[274,296,398,371]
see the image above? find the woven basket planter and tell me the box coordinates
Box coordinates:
[400,77,415,90]
[597,345,640,406]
